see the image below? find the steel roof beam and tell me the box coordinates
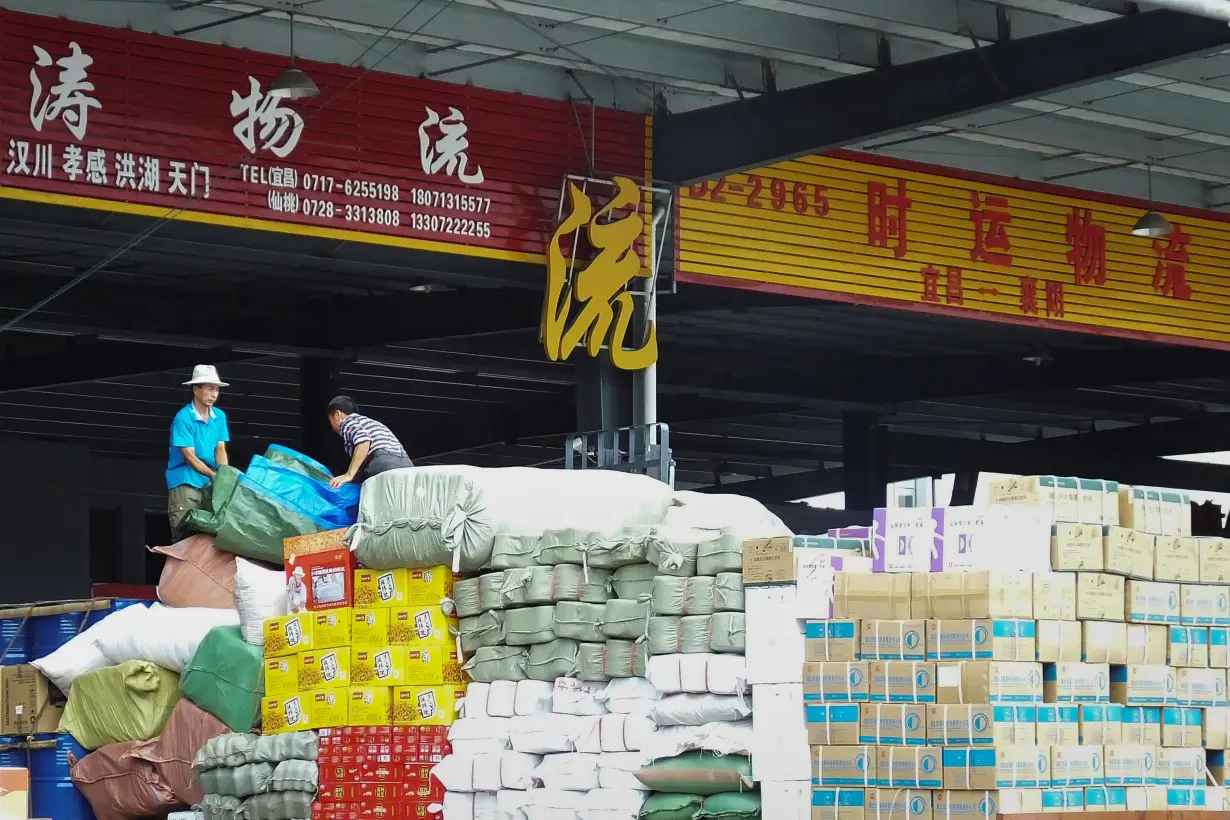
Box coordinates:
[654,9,1230,183]
[0,340,256,394]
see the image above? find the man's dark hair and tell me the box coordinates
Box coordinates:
[327,395,358,416]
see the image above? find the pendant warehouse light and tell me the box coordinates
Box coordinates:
[269,12,318,99]
[1130,165,1173,239]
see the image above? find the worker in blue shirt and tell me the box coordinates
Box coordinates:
[166,365,231,540]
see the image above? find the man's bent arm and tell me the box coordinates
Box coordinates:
[180,446,216,480]
[342,441,370,480]
[216,441,229,468]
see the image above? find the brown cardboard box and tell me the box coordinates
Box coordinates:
[876,746,943,788]
[1051,523,1103,571]
[1036,620,1081,663]
[1075,573,1125,621]
[1033,573,1076,621]
[804,620,861,663]
[927,619,1033,662]
[284,528,348,561]
[1210,627,1230,668]
[1126,624,1168,665]
[1124,580,1179,625]
[1081,621,1127,664]
[1160,706,1203,747]
[1154,536,1200,583]
[1043,662,1110,703]
[1103,526,1154,580]
[834,573,911,620]
[941,745,1048,790]
[1167,625,1209,668]
[810,787,867,820]
[806,704,861,745]
[861,621,927,661]
[866,788,932,820]
[910,571,1032,619]
[869,661,935,703]
[1,666,62,735]
[1110,665,1174,706]
[935,661,1042,704]
[927,704,1035,745]
[803,661,870,703]
[1200,537,1230,583]
[1181,583,1230,626]
[1204,706,1228,749]
[1119,486,1162,535]
[1035,705,1079,745]
[933,789,1042,817]
[812,744,875,787]
[742,536,793,584]
[1050,745,1104,787]
[859,703,927,745]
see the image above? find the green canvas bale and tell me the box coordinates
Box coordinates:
[60,660,181,750]
[180,625,265,733]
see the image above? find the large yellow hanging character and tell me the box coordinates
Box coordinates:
[542,177,658,371]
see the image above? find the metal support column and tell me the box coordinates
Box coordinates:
[300,356,342,471]
[843,411,889,510]
[575,357,633,432]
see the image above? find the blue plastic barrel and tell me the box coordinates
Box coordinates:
[0,735,26,768]
[0,618,31,665]
[31,604,112,661]
[30,733,93,820]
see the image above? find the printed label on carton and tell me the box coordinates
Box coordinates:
[1199,537,1230,583]
[811,787,867,820]
[1050,745,1104,787]
[1210,627,1230,667]
[1052,523,1103,571]
[1042,788,1085,811]
[1160,707,1203,748]
[1166,626,1209,667]
[1034,573,1077,621]
[1155,536,1200,583]
[1103,527,1154,580]
[1110,665,1174,705]
[932,789,1042,819]
[1180,583,1230,626]
[870,662,936,704]
[805,619,860,662]
[1035,705,1079,746]
[861,620,926,661]
[872,507,941,573]
[860,703,927,745]
[1153,747,1203,786]
[1126,581,1180,625]
[876,746,942,788]
[1078,704,1123,745]
[812,744,875,786]
[1076,573,1125,621]
[1104,744,1154,786]
[1043,662,1109,703]
[1126,786,1207,809]
[1085,786,1127,810]
[1120,708,1162,745]
[941,746,1049,790]
[807,704,860,745]
[926,705,1034,746]
[865,788,932,820]
[804,662,870,703]
[1175,667,1226,707]
[927,619,1034,662]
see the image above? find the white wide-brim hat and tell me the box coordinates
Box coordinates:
[183,364,230,387]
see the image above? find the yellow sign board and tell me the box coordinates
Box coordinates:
[543,176,658,370]
[676,150,1230,348]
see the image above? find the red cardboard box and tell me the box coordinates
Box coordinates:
[402,766,445,801]
[286,549,357,611]
[313,801,442,820]
[322,759,404,784]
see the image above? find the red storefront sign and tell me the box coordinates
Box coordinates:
[0,10,650,264]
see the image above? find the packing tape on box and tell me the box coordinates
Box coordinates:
[872,789,924,820]
[939,791,998,820]
[934,620,977,659]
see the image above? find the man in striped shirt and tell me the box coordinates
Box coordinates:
[326,395,414,488]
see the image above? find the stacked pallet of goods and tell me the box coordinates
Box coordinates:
[338,469,785,820]
[772,476,1230,820]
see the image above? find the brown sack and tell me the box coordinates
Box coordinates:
[133,698,229,805]
[153,534,238,609]
[69,741,179,820]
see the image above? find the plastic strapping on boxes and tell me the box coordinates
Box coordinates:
[874,704,882,744]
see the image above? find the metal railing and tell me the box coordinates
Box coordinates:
[563,423,674,486]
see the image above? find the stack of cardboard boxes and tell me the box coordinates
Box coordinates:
[748,478,1230,820]
[260,533,466,818]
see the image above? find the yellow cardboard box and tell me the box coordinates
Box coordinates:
[310,609,352,649]
[1103,527,1154,580]
[406,566,455,605]
[351,646,407,686]
[1075,573,1125,621]
[1082,621,1128,664]
[1200,537,1230,583]
[1126,624,1167,665]
[390,606,458,647]
[911,572,1032,620]
[297,647,351,690]
[262,688,347,733]
[927,704,1035,746]
[1181,583,1230,626]
[355,568,409,607]
[404,647,465,685]
[1036,620,1081,663]
[351,608,390,647]
[1033,573,1076,621]
[1043,662,1109,703]
[1154,536,1200,583]
[392,685,466,725]
[347,686,392,726]
[1051,524,1103,572]
[936,661,1042,704]
[263,613,313,658]
[264,656,299,698]
[1124,580,1179,625]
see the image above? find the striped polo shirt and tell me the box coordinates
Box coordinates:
[338,413,408,461]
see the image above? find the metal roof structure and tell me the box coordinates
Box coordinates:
[6,0,1230,505]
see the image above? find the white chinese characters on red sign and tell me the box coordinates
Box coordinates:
[9,41,211,198]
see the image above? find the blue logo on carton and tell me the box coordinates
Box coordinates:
[978,797,996,815]
[911,797,927,815]
[1092,752,1102,771]
[972,714,989,732]
[1217,679,1225,696]
[1166,676,1175,693]
[904,631,920,650]
[1169,591,1179,609]
[856,753,869,771]
[850,669,864,686]
[1038,754,1048,773]
[1220,594,1228,611]
[1144,752,1154,771]
[1096,672,1107,689]
[1029,669,1041,687]
[921,755,937,773]
[915,670,931,688]
[974,626,989,644]
[905,714,921,731]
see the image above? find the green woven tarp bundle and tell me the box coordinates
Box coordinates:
[181,626,265,732]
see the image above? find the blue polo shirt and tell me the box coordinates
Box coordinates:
[166,403,231,489]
